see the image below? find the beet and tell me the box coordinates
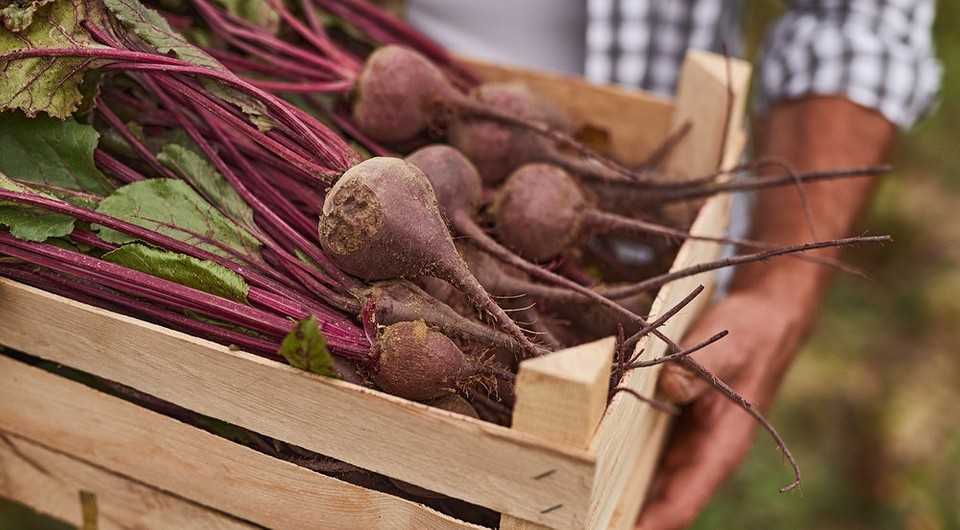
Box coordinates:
[374,320,468,401]
[492,163,588,262]
[404,144,482,226]
[492,163,807,264]
[317,157,542,357]
[351,45,458,144]
[446,83,570,185]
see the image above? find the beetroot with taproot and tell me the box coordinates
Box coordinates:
[492,163,831,264]
[406,145,620,312]
[446,83,571,185]
[359,280,520,354]
[318,157,542,357]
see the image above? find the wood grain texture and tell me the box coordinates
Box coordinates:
[586,50,749,530]
[512,337,615,448]
[464,58,674,166]
[501,338,615,530]
[0,356,489,530]
[0,280,593,529]
[0,433,258,530]
[660,51,752,227]
[662,50,752,180]
[604,412,671,530]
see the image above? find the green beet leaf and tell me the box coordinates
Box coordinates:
[279,316,339,378]
[0,173,75,242]
[103,243,249,302]
[0,0,105,118]
[95,178,260,258]
[0,112,114,195]
[1,0,56,32]
[157,141,256,229]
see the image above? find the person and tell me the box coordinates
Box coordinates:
[405,1,942,529]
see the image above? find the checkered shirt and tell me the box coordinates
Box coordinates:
[585,0,942,128]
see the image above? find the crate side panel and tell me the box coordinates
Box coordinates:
[586,194,732,530]
[604,412,671,530]
[0,433,257,530]
[501,338,615,530]
[0,284,593,528]
[0,355,492,530]
[586,50,749,530]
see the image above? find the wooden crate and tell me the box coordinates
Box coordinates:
[0,51,750,530]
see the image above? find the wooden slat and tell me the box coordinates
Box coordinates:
[586,50,749,530]
[0,433,257,530]
[604,413,671,530]
[511,337,615,448]
[662,51,752,179]
[0,280,594,529]
[465,58,675,166]
[587,193,733,530]
[502,338,616,530]
[661,51,752,226]
[0,356,490,530]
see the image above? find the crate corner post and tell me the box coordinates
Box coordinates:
[501,336,615,530]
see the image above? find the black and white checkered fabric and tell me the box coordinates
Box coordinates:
[585,0,942,128]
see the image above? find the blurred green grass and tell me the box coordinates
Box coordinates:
[2,2,958,529]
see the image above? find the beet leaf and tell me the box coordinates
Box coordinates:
[0,112,114,195]
[94,178,260,258]
[0,0,104,117]
[0,174,76,241]
[279,315,340,378]
[157,140,256,228]
[103,243,250,302]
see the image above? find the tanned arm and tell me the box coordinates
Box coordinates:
[636,96,896,530]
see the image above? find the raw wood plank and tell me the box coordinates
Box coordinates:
[501,338,615,530]
[465,58,674,166]
[604,413,671,530]
[586,50,749,530]
[0,433,257,530]
[662,51,752,179]
[587,192,733,530]
[0,356,488,530]
[0,280,594,529]
[661,51,751,226]
[512,337,615,448]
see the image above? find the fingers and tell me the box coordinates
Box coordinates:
[635,393,761,530]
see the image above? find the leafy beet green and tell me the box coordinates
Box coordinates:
[94,178,261,258]
[0,0,102,117]
[0,174,75,242]
[157,140,257,229]
[103,243,250,303]
[0,112,114,195]
[279,315,340,378]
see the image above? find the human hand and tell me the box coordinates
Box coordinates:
[635,289,810,530]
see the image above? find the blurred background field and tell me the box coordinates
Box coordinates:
[2,2,958,529]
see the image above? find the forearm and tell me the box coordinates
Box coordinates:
[722,97,895,392]
[732,96,896,311]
